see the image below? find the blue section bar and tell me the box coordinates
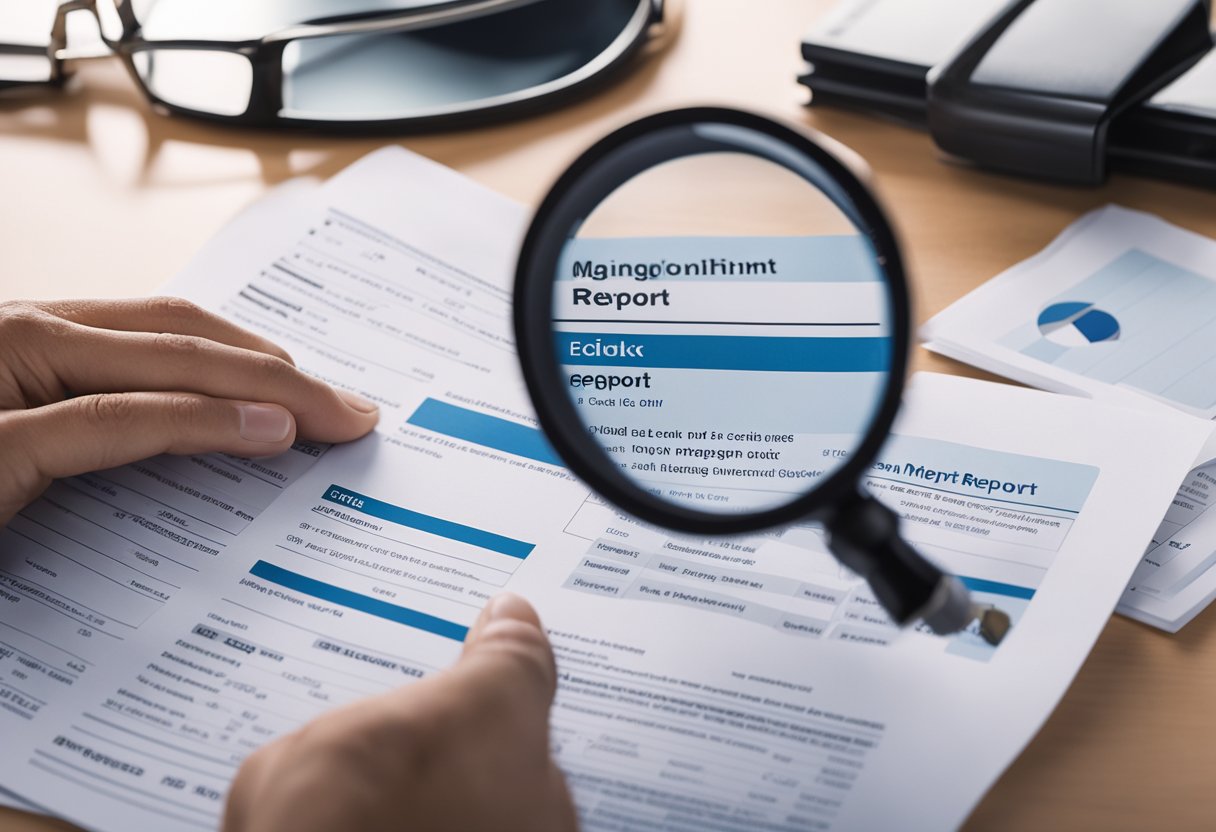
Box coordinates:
[407,398,562,467]
[250,560,469,642]
[323,485,534,559]
[960,576,1036,601]
[556,333,891,372]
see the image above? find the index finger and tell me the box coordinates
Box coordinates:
[43,324,378,443]
[33,297,296,365]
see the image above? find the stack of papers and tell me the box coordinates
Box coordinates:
[0,153,1207,831]
[925,205,1216,631]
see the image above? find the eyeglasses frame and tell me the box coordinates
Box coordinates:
[0,0,667,132]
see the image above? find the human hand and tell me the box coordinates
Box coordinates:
[0,297,379,525]
[223,593,577,832]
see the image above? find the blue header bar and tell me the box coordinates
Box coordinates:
[249,560,469,641]
[323,485,534,559]
[556,333,891,373]
[407,398,561,467]
[960,576,1036,601]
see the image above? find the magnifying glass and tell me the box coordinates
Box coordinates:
[514,107,1011,646]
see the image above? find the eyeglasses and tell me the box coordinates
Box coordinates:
[0,0,667,131]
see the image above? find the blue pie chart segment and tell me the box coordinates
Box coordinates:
[1037,302,1120,346]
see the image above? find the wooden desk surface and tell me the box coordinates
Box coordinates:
[3,1,1216,829]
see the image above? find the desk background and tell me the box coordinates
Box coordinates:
[2,1,1216,829]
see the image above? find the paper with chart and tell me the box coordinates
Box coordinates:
[923,205,1216,631]
[0,361,1204,832]
[0,146,528,807]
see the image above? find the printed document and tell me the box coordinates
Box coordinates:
[0,153,1207,831]
[924,205,1216,630]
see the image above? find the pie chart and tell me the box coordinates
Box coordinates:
[1037,302,1120,346]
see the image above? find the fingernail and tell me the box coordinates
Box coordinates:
[237,404,293,443]
[484,593,534,623]
[337,389,379,414]
[465,594,542,653]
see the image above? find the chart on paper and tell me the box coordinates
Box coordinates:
[999,249,1216,412]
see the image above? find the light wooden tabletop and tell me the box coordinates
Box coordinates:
[3,1,1216,830]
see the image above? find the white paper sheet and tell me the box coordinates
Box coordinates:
[923,205,1216,630]
[0,787,45,815]
[0,154,1207,831]
[1148,50,1216,120]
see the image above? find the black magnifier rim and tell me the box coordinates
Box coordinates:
[514,106,911,537]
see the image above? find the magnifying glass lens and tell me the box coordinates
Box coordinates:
[552,150,894,515]
[518,110,992,638]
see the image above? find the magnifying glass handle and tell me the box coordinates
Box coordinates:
[824,491,975,635]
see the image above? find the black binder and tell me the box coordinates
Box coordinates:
[800,0,1216,187]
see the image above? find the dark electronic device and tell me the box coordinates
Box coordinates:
[801,0,1216,187]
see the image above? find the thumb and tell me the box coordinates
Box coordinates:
[458,593,558,703]
[444,594,574,832]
